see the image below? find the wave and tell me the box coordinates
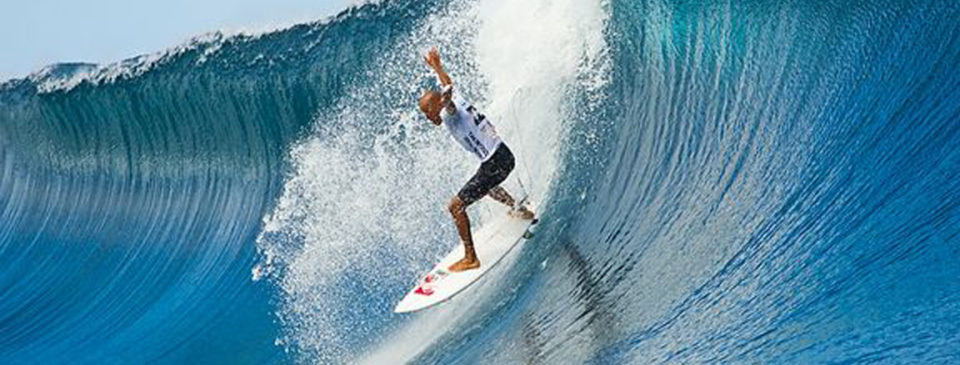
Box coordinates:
[0,1,443,362]
[1,0,959,363]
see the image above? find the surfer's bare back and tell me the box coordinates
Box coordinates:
[418,46,534,272]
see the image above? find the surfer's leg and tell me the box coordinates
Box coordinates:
[448,196,480,272]
[481,145,534,218]
[448,145,528,272]
[488,186,535,219]
[487,186,515,207]
[449,159,493,272]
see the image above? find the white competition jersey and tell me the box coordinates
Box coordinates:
[441,93,502,161]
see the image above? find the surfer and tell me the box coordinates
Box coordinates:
[419,47,535,272]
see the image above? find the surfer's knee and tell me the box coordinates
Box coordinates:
[448,197,465,215]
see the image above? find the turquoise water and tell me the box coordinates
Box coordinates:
[1,0,959,363]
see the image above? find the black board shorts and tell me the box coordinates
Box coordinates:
[457,144,515,205]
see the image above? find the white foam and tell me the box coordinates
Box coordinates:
[254,4,481,355]
[255,0,610,362]
[357,0,610,362]
[475,0,610,201]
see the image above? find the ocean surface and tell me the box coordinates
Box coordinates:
[2,0,959,363]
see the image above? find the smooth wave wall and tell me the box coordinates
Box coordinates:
[419,0,960,363]
[0,1,442,363]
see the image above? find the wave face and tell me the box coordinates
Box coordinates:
[2,0,960,363]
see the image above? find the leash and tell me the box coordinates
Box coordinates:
[507,87,533,207]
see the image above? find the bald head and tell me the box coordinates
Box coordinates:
[419,90,443,125]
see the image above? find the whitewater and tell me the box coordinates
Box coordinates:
[1,0,959,364]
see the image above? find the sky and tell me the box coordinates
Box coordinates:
[0,0,356,81]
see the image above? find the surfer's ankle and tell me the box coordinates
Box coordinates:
[521,207,534,218]
[510,206,535,220]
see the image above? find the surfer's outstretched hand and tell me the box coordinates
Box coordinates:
[425,46,442,69]
[424,46,453,87]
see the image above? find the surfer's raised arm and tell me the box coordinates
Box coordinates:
[425,46,452,86]
[424,47,454,110]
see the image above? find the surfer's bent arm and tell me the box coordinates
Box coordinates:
[425,47,455,111]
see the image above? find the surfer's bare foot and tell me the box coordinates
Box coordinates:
[449,257,480,272]
[509,206,535,220]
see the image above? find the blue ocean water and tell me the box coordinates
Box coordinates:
[2,0,959,363]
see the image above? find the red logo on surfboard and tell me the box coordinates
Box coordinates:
[414,270,449,296]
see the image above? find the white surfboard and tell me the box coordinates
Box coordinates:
[394,210,538,313]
